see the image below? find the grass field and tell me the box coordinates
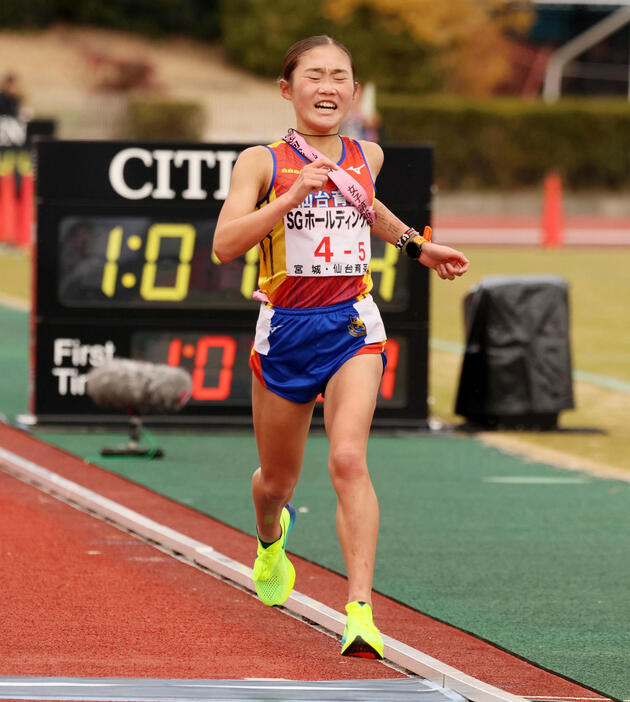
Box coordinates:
[429,246,630,475]
[1,245,629,474]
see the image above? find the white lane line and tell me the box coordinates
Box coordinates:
[573,369,630,394]
[0,292,29,311]
[429,338,630,395]
[0,677,469,702]
[0,444,528,702]
[0,682,112,687]
[483,476,589,484]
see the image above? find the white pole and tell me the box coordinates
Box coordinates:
[542,6,630,102]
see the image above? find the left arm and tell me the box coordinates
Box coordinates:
[360,141,470,281]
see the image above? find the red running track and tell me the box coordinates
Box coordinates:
[0,424,613,700]
[0,470,402,681]
[433,215,630,246]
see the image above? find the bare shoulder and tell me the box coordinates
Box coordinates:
[358,140,384,178]
[233,145,273,177]
[229,145,274,200]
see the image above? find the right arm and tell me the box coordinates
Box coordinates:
[212,146,335,263]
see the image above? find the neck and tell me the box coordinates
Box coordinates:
[295,129,339,137]
[292,127,342,161]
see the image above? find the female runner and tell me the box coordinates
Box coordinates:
[213,35,469,659]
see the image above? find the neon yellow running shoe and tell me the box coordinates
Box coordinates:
[252,503,296,606]
[341,601,384,659]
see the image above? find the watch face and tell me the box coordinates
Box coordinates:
[405,240,422,259]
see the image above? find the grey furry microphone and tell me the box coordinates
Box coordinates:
[86,359,192,458]
[86,359,191,415]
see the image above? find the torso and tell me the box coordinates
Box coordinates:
[256,136,375,308]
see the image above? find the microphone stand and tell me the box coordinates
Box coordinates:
[100,415,164,459]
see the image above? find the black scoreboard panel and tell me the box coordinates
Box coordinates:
[33,140,432,427]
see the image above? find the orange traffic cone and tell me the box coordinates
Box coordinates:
[541,172,564,247]
[16,173,34,249]
[0,171,18,245]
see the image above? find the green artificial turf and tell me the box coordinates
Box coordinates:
[34,427,630,701]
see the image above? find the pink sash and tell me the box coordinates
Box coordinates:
[252,130,376,304]
[282,129,376,226]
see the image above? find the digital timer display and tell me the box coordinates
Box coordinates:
[131,330,407,407]
[32,139,432,427]
[58,216,249,309]
[57,215,408,310]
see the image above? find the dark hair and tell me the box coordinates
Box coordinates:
[282,36,355,82]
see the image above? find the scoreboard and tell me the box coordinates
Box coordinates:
[31,139,432,427]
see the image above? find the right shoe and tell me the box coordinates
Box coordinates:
[252,503,296,606]
[340,601,384,659]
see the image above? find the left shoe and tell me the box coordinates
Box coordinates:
[340,601,384,659]
[252,503,296,606]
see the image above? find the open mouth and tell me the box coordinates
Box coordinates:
[315,101,337,111]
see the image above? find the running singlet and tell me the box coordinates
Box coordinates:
[256,137,375,308]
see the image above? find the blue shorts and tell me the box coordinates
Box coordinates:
[250,294,387,404]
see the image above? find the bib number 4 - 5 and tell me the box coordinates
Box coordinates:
[285,206,371,277]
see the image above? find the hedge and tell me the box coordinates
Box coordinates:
[378,95,630,189]
[0,0,220,40]
[125,95,205,141]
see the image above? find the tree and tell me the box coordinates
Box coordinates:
[322,0,534,96]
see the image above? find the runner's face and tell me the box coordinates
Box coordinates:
[281,45,357,133]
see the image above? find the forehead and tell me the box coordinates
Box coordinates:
[295,45,352,73]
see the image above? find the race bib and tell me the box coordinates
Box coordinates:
[284,207,371,277]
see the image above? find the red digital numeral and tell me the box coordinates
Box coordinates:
[314,236,333,262]
[380,339,399,400]
[167,338,182,366]
[167,335,237,401]
[358,241,366,261]
[193,336,237,401]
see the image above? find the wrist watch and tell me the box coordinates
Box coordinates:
[405,236,424,260]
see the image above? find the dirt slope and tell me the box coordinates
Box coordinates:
[1,24,293,142]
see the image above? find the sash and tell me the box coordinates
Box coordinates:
[282,129,376,226]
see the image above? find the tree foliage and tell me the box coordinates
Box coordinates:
[322,0,534,96]
[220,0,443,91]
[220,0,329,79]
[220,0,533,95]
[2,0,534,96]
[0,0,221,40]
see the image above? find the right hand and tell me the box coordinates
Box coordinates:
[419,242,470,280]
[286,157,337,208]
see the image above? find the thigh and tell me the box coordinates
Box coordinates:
[323,353,383,451]
[252,373,316,486]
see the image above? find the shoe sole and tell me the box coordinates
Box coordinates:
[341,635,383,659]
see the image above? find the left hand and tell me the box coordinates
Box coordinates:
[418,242,470,280]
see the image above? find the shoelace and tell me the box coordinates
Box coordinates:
[348,604,377,631]
[256,541,281,578]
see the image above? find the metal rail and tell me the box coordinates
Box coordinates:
[543,6,630,101]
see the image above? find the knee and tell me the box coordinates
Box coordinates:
[329,445,367,490]
[255,467,296,503]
